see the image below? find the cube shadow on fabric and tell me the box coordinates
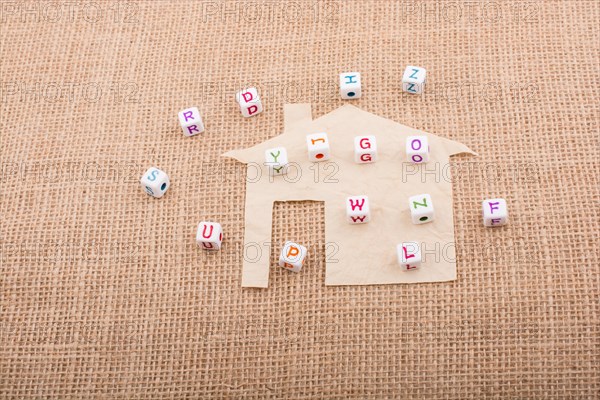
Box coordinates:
[278,241,307,272]
[140,167,170,198]
[196,222,223,250]
[482,198,508,227]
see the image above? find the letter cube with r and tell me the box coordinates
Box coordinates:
[178,107,205,137]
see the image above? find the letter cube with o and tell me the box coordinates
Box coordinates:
[278,241,307,272]
[339,72,362,99]
[306,133,330,162]
[196,221,223,250]
[354,135,377,163]
[397,242,422,271]
[236,87,263,118]
[265,147,288,176]
[346,195,370,224]
[178,107,205,137]
[482,198,508,227]
[402,66,426,94]
[140,167,170,198]
[408,193,434,224]
[406,135,429,163]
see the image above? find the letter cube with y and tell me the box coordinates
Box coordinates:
[306,133,330,162]
[236,87,263,118]
[354,135,377,163]
[409,194,434,224]
[339,72,361,99]
[196,222,223,250]
[482,198,508,227]
[346,195,370,224]
[178,107,205,137]
[402,66,426,94]
[406,136,429,163]
[278,241,307,272]
[265,147,288,176]
[140,167,170,198]
[397,242,422,271]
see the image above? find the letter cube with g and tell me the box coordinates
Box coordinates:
[140,167,170,198]
[306,133,330,162]
[265,147,288,176]
[482,198,508,227]
[402,66,426,94]
[354,135,377,163]
[196,222,223,250]
[397,242,422,271]
[408,193,434,224]
[278,241,307,272]
[346,195,370,224]
[178,107,205,137]
[406,135,429,163]
[236,87,263,118]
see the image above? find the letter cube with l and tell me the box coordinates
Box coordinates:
[140,167,170,198]
[339,72,362,99]
[482,198,508,227]
[346,195,370,224]
[278,241,307,272]
[236,87,263,118]
[178,107,205,137]
[408,193,434,224]
[402,66,426,94]
[196,222,223,250]
[406,136,429,163]
[354,135,377,163]
[306,133,330,162]
[397,242,422,271]
[265,147,288,176]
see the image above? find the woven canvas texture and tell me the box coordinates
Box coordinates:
[1,0,599,398]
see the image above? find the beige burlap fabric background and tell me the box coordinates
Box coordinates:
[1,0,599,398]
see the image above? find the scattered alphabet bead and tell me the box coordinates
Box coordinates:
[178,107,205,137]
[346,195,370,224]
[306,133,331,162]
[278,241,307,272]
[402,66,426,94]
[408,193,434,224]
[196,222,223,250]
[354,135,377,163]
[482,198,508,227]
[265,147,289,176]
[339,72,362,99]
[236,87,263,118]
[397,241,422,271]
[406,135,429,163]
[140,167,170,198]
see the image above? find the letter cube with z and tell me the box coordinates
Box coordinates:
[397,242,422,271]
[354,135,377,163]
[406,135,429,163]
[346,195,370,224]
[409,194,434,224]
[482,198,508,227]
[140,167,170,198]
[196,222,223,250]
[178,107,205,137]
[402,66,426,94]
[339,72,361,99]
[265,147,288,176]
[236,87,263,118]
[306,133,330,162]
[278,241,307,272]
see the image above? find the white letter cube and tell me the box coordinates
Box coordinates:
[339,72,361,99]
[278,241,307,272]
[178,107,205,137]
[265,147,289,176]
[406,135,430,163]
[402,66,426,94]
[346,195,370,224]
[306,133,330,162]
[354,135,377,163]
[397,242,422,271]
[140,167,170,198]
[408,193,434,224]
[236,87,263,118]
[196,222,223,250]
[482,198,508,227]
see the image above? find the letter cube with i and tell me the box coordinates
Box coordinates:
[482,198,508,227]
[408,194,434,224]
[406,136,429,163]
[278,241,307,272]
[397,242,422,271]
[346,195,370,224]
[265,147,288,176]
[339,72,361,99]
[236,87,263,118]
[196,222,223,250]
[306,133,330,162]
[178,107,205,137]
[354,135,377,163]
[402,66,426,94]
[140,167,170,198]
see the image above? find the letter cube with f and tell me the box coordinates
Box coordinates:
[178,107,205,137]
[354,135,377,163]
[306,133,330,162]
[196,222,223,250]
[265,147,288,176]
[402,66,426,94]
[397,242,422,271]
[482,198,508,227]
[408,194,434,224]
[406,135,429,163]
[346,195,370,224]
[339,72,362,99]
[236,87,263,118]
[140,167,170,198]
[278,241,307,272]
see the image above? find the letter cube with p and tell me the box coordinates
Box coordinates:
[482,198,508,227]
[397,242,422,271]
[408,193,434,224]
[265,147,288,176]
[236,87,263,118]
[306,133,330,162]
[354,135,377,163]
[278,241,307,272]
[178,107,205,137]
[196,222,223,250]
[346,195,370,224]
[402,66,426,94]
[140,167,170,198]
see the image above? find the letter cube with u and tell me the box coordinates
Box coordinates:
[265,147,288,176]
[408,193,434,224]
[140,167,170,198]
[278,241,307,272]
[402,66,426,94]
[178,107,205,137]
[196,222,223,250]
[397,242,422,271]
[354,135,377,163]
[236,87,263,118]
[482,198,508,227]
[346,195,370,224]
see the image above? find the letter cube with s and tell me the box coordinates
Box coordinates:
[482,198,508,227]
[178,107,205,137]
[236,87,263,118]
[278,241,307,272]
[140,167,170,198]
[196,222,223,250]
[339,72,362,99]
[397,241,422,271]
[346,195,370,224]
[408,193,434,224]
[354,135,377,163]
[306,133,330,162]
[406,135,429,163]
[402,66,426,94]
[265,147,288,176]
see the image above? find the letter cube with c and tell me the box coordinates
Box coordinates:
[196,222,223,250]
[397,242,422,271]
[346,195,370,224]
[339,72,362,99]
[482,198,508,227]
[306,133,330,162]
[236,87,263,118]
[278,241,307,272]
[178,107,205,137]
[265,147,288,176]
[408,193,434,224]
[354,135,377,163]
[402,66,426,94]
[140,167,170,198]
[406,135,429,163]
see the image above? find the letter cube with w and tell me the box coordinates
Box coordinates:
[346,195,371,224]
[196,222,223,250]
[236,87,263,118]
[264,147,288,176]
[278,241,307,272]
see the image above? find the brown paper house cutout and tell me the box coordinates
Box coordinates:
[223,104,475,287]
